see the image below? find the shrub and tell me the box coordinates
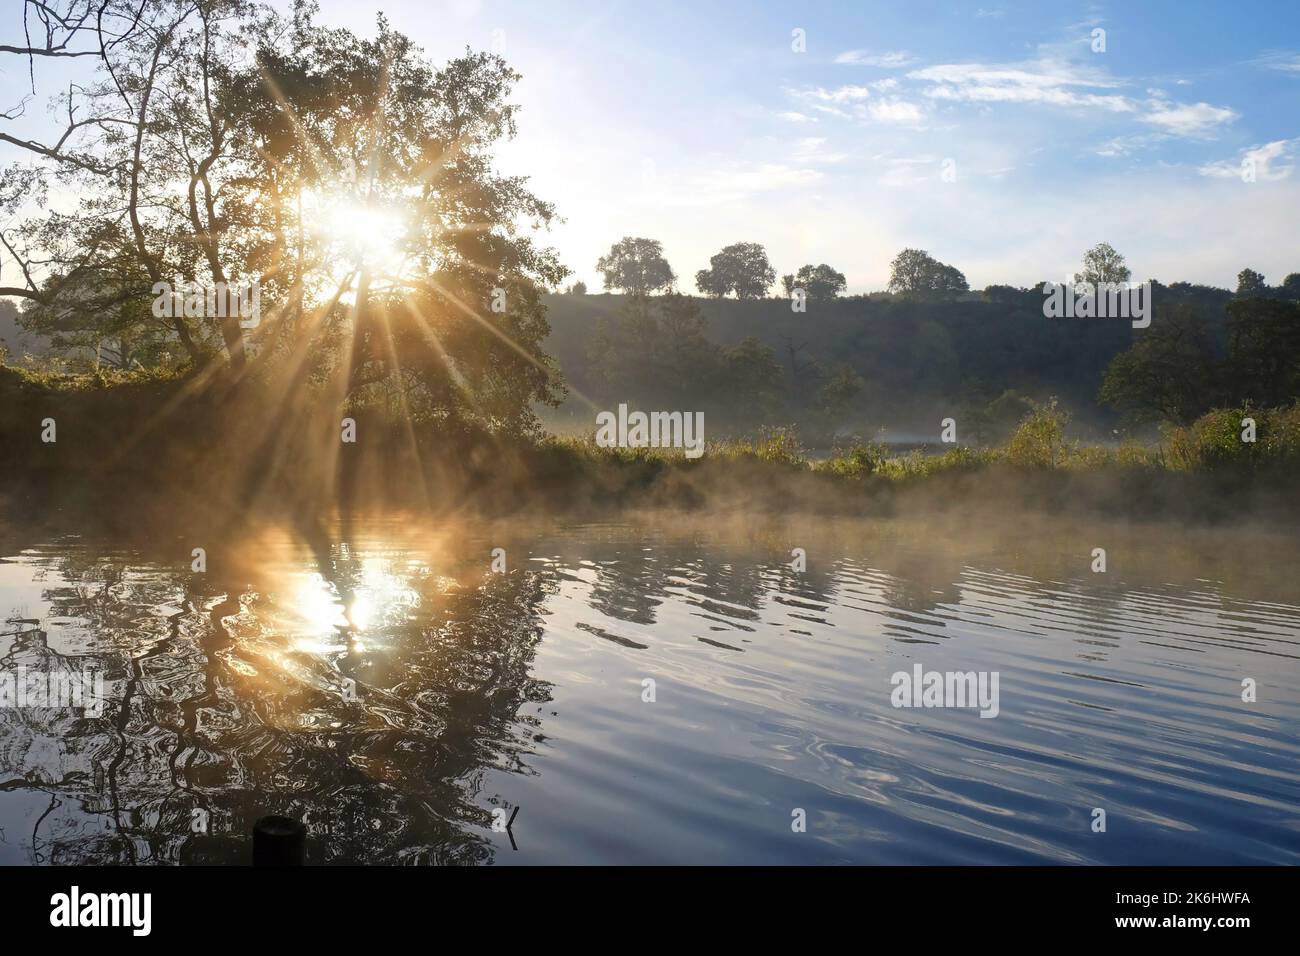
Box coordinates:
[717,426,807,468]
[1167,404,1300,470]
[1006,399,1070,468]
[821,440,887,479]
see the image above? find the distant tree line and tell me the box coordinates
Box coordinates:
[547,239,1300,439]
[584,236,970,301]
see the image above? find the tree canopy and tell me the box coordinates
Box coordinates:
[1075,242,1132,287]
[886,249,968,298]
[2,0,567,434]
[595,237,676,295]
[695,242,775,299]
[782,264,847,301]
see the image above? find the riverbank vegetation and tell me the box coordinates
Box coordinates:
[3,361,1296,525]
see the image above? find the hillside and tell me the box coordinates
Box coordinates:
[540,284,1235,441]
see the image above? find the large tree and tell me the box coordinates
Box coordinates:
[1,1,568,434]
[595,237,675,295]
[886,248,968,298]
[783,263,847,302]
[1075,242,1132,287]
[695,242,775,299]
[1235,268,1269,299]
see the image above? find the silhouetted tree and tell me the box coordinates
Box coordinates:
[887,249,968,298]
[3,4,568,435]
[1236,268,1269,299]
[596,237,675,295]
[1281,273,1300,301]
[695,242,775,299]
[785,264,847,301]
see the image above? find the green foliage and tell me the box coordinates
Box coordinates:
[1225,297,1300,406]
[695,242,776,299]
[3,4,568,436]
[821,440,888,478]
[1075,242,1131,286]
[886,249,968,298]
[595,237,675,295]
[1098,304,1218,424]
[1166,405,1300,470]
[1005,399,1071,468]
[714,426,807,467]
[816,365,865,419]
[782,264,847,301]
[1236,268,1269,299]
[546,291,1138,435]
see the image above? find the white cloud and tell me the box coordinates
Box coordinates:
[775,111,817,123]
[907,59,1236,138]
[867,98,925,125]
[1199,139,1299,181]
[1254,52,1300,74]
[796,84,872,104]
[1094,134,1160,158]
[1140,99,1237,137]
[909,59,1134,112]
[835,50,917,68]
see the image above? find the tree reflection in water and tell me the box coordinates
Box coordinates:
[0,521,554,865]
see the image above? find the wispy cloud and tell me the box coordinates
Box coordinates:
[795,84,873,103]
[1253,51,1300,74]
[787,82,926,126]
[1199,138,1299,180]
[867,98,925,125]
[909,59,1134,112]
[906,59,1236,138]
[834,49,917,68]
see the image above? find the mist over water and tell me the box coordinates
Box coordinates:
[0,509,1297,864]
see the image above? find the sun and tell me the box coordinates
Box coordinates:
[302,189,412,285]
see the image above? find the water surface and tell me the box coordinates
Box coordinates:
[1,511,1297,864]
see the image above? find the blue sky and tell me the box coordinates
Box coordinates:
[4,1,1298,293]
[312,0,1298,292]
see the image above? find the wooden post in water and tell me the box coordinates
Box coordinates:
[253,815,306,866]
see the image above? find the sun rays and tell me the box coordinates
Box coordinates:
[301,189,413,290]
[81,40,610,541]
